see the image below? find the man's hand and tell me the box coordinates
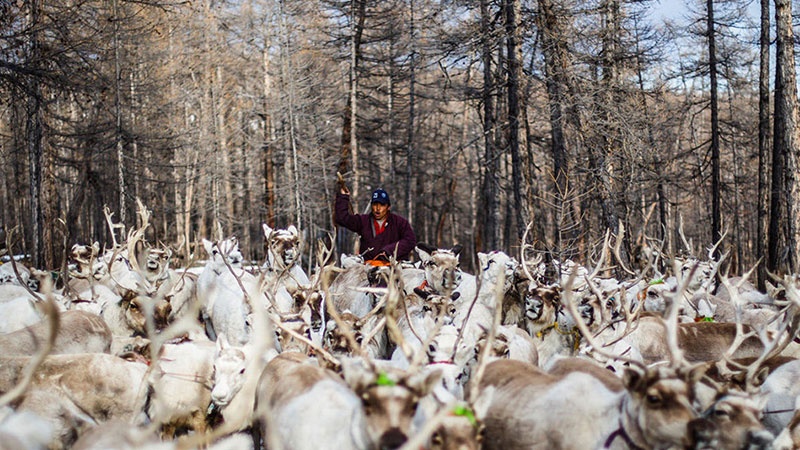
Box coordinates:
[337,172,350,195]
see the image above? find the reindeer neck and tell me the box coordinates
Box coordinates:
[615,393,651,450]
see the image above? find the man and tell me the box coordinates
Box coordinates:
[335,183,417,261]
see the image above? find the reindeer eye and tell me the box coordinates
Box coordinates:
[713,408,729,418]
[646,394,661,406]
[239,368,245,374]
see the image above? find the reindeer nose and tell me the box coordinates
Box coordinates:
[379,428,407,449]
[687,417,718,449]
[746,429,774,449]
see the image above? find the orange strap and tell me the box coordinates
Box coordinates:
[366,259,390,267]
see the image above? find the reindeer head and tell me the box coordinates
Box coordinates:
[325,312,365,356]
[202,237,244,274]
[273,313,312,354]
[477,251,517,292]
[210,334,248,407]
[342,360,441,449]
[702,390,773,450]
[524,285,558,323]
[428,394,493,450]
[416,244,463,294]
[621,365,707,448]
[142,247,172,284]
[70,242,101,275]
[676,256,718,293]
[553,259,589,287]
[287,285,325,344]
[416,290,459,325]
[263,224,302,271]
[0,263,29,286]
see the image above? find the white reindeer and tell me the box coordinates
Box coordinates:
[197,237,260,345]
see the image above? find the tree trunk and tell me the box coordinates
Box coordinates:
[26,0,44,268]
[595,0,622,236]
[263,44,276,227]
[480,0,499,251]
[336,0,366,255]
[406,0,416,221]
[113,0,127,226]
[770,0,798,272]
[537,0,570,254]
[279,1,301,228]
[707,0,721,252]
[505,0,526,242]
[776,0,799,271]
[757,0,770,288]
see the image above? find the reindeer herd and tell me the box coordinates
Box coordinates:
[3,203,800,450]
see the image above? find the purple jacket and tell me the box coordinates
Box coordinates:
[335,192,417,261]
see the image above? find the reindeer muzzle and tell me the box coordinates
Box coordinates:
[379,428,407,449]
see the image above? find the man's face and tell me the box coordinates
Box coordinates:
[371,202,390,221]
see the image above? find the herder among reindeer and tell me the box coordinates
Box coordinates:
[335,176,417,263]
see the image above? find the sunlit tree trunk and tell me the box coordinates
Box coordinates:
[770,0,798,272]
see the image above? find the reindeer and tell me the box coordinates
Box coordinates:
[253,352,372,450]
[0,353,150,449]
[261,224,311,313]
[476,262,710,450]
[197,236,261,345]
[415,244,474,297]
[0,310,111,355]
[147,339,217,439]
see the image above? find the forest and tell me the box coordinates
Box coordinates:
[1,0,798,284]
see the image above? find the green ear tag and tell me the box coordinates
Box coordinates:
[453,405,478,427]
[701,316,714,322]
[648,278,665,285]
[376,372,396,387]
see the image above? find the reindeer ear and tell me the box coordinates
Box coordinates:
[202,239,214,257]
[287,225,298,237]
[751,366,770,388]
[414,287,430,299]
[416,245,433,263]
[451,245,463,257]
[416,243,437,254]
[622,366,645,392]
[340,358,374,393]
[477,252,489,269]
[262,223,274,239]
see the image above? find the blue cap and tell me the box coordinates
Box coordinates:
[371,188,390,205]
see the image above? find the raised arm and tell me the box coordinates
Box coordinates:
[334,189,363,233]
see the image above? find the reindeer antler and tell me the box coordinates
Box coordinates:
[103,205,125,249]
